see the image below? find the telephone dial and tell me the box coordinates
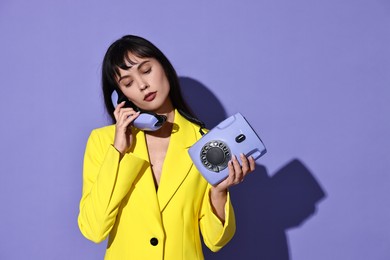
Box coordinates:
[188,113,267,185]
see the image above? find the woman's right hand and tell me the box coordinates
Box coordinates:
[113,101,140,155]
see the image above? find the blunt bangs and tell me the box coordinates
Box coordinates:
[107,44,156,85]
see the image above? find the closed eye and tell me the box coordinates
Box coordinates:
[138,61,152,74]
[125,80,133,87]
[142,67,152,74]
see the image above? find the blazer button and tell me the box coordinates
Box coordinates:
[150,237,158,246]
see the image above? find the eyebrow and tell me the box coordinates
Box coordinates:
[118,60,150,82]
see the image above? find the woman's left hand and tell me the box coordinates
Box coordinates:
[209,154,256,223]
[213,154,256,192]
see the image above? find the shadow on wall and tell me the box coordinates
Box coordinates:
[179,77,227,129]
[179,77,327,260]
[207,160,326,260]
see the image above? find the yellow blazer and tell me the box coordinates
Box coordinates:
[78,110,235,259]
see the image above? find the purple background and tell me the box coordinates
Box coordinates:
[1,0,389,259]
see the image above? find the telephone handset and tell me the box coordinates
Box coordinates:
[111,90,167,131]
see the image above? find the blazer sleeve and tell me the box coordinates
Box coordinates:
[77,129,148,243]
[199,185,236,252]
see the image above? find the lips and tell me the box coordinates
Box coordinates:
[144,92,157,102]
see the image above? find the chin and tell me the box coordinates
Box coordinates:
[144,99,173,114]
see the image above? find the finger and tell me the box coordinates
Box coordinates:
[212,160,234,190]
[123,111,140,126]
[240,153,250,174]
[116,112,138,135]
[118,106,136,117]
[117,101,126,108]
[226,158,236,183]
[248,156,256,172]
[231,155,243,184]
[118,111,139,128]
[118,108,137,123]
[113,101,126,121]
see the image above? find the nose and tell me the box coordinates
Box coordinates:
[136,76,149,91]
[139,83,148,91]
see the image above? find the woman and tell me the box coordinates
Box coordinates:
[78,35,255,259]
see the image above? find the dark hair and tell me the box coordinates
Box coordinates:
[101,35,204,129]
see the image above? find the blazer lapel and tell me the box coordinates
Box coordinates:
[131,129,162,220]
[157,111,199,212]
